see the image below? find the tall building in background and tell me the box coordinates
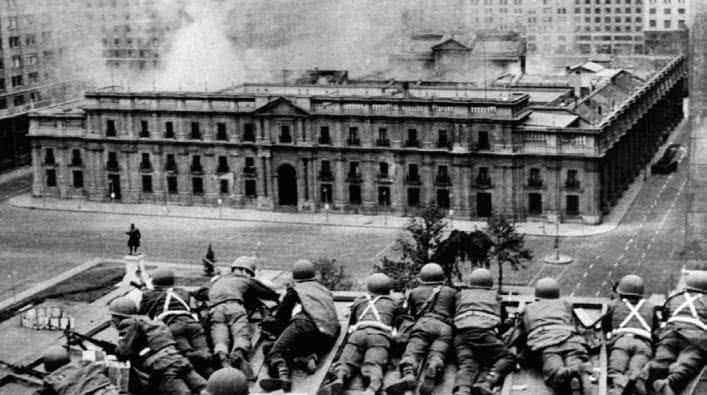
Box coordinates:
[572,0,645,54]
[643,0,691,54]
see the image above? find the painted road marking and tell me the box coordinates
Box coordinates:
[589,263,594,269]
[583,272,588,278]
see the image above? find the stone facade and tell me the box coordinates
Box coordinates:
[29,57,686,224]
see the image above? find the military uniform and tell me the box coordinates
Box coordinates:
[115,316,206,395]
[603,297,657,395]
[140,286,212,376]
[519,298,590,392]
[452,287,515,395]
[36,361,120,395]
[208,272,279,362]
[261,278,340,392]
[649,289,706,393]
[329,292,402,393]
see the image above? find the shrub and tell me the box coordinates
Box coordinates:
[313,257,353,290]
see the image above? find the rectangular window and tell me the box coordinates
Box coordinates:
[71,149,82,166]
[377,128,389,146]
[140,153,152,171]
[406,129,419,147]
[348,161,360,179]
[437,189,450,209]
[142,175,153,193]
[73,171,84,188]
[319,126,331,144]
[44,148,55,165]
[478,131,490,149]
[349,184,362,204]
[407,188,420,207]
[106,119,116,136]
[9,36,20,48]
[245,157,256,176]
[379,162,389,178]
[46,169,56,187]
[164,121,174,138]
[528,168,542,187]
[190,122,201,139]
[220,179,229,195]
[216,122,227,140]
[566,169,580,188]
[245,179,257,197]
[191,155,203,173]
[279,125,292,143]
[378,186,391,206]
[11,75,23,87]
[347,127,360,145]
[477,167,491,186]
[566,195,580,215]
[140,120,149,137]
[407,164,420,183]
[437,129,449,148]
[107,151,119,171]
[192,177,203,195]
[243,123,255,141]
[528,193,542,214]
[165,154,177,172]
[167,176,178,194]
[217,156,229,173]
[319,160,333,180]
[320,184,333,203]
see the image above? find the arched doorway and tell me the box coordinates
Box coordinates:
[277,164,298,206]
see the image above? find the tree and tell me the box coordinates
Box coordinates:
[375,202,448,290]
[313,257,353,291]
[485,213,532,294]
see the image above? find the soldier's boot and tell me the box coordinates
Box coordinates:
[385,364,417,395]
[216,351,231,369]
[451,385,472,395]
[472,372,501,395]
[419,360,443,395]
[293,353,319,374]
[621,369,649,395]
[259,361,291,393]
[316,371,347,395]
[363,377,383,395]
[652,379,676,395]
[229,349,255,381]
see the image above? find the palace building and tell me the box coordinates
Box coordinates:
[28,56,686,225]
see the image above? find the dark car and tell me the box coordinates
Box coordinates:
[651,144,681,174]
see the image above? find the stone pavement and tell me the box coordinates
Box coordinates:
[9,181,643,236]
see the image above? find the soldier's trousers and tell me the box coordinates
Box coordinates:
[539,339,589,390]
[167,315,212,375]
[333,327,391,390]
[453,328,515,390]
[400,316,453,370]
[209,301,251,355]
[651,332,706,392]
[268,316,336,369]
[147,347,207,395]
[607,335,652,383]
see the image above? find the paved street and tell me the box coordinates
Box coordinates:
[0,119,696,300]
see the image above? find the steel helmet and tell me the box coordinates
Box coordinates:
[617,274,644,298]
[468,268,494,289]
[535,277,560,299]
[43,346,70,372]
[367,273,393,295]
[231,256,257,276]
[685,270,707,293]
[292,259,316,281]
[151,268,175,287]
[419,263,445,284]
[109,296,138,318]
[205,367,249,395]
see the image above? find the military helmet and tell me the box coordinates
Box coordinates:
[292,259,316,281]
[367,273,393,295]
[43,346,70,372]
[617,274,644,298]
[205,367,249,395]
[151,268,175,287]
[231,256,257,276]
[468,268,494,289]
[109,296,138,317]
[419,263,445,284]
[685,270,707,293]
[535,277,560,299]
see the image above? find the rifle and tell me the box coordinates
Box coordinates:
[0,359,46,380]
[64,329,117,354]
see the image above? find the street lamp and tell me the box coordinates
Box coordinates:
[543,172,573,265]
[383,189,388,226]
[449,191,455,228]
[217,198,223,218]
[323,189,329,223]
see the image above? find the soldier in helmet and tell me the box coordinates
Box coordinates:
[259,259,341,393]
[204,368,249,395]
[601,274,657,395]
[449,268,515,395]
[208,255,279,378]
[109,296,207,395]
[386,263,457,395]
[318,273,402,395]
[644,270,706,395]
[36,346,120,395]
[139,268,212,377]
[514,277,592,395]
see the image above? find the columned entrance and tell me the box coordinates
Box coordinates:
[277,164,297,206]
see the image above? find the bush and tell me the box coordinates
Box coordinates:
[313,257,353,291]
[373,257,420,292]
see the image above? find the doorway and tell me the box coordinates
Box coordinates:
[477,192,492,217]
[277,164,298,206]
[108,174,121,200]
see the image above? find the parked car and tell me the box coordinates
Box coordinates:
[651,144,681,174]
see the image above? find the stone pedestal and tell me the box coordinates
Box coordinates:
[122,254,152,289]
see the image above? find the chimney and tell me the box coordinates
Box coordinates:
[568,71,582,98]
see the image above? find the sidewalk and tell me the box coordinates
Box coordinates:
[0,165,31,185]
[10,188,637,237]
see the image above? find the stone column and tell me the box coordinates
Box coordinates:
[362,160,376,211]
[335,158,346,208]
[31,145,43,196]
[392,157,405,211]
[422,158,434,205]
